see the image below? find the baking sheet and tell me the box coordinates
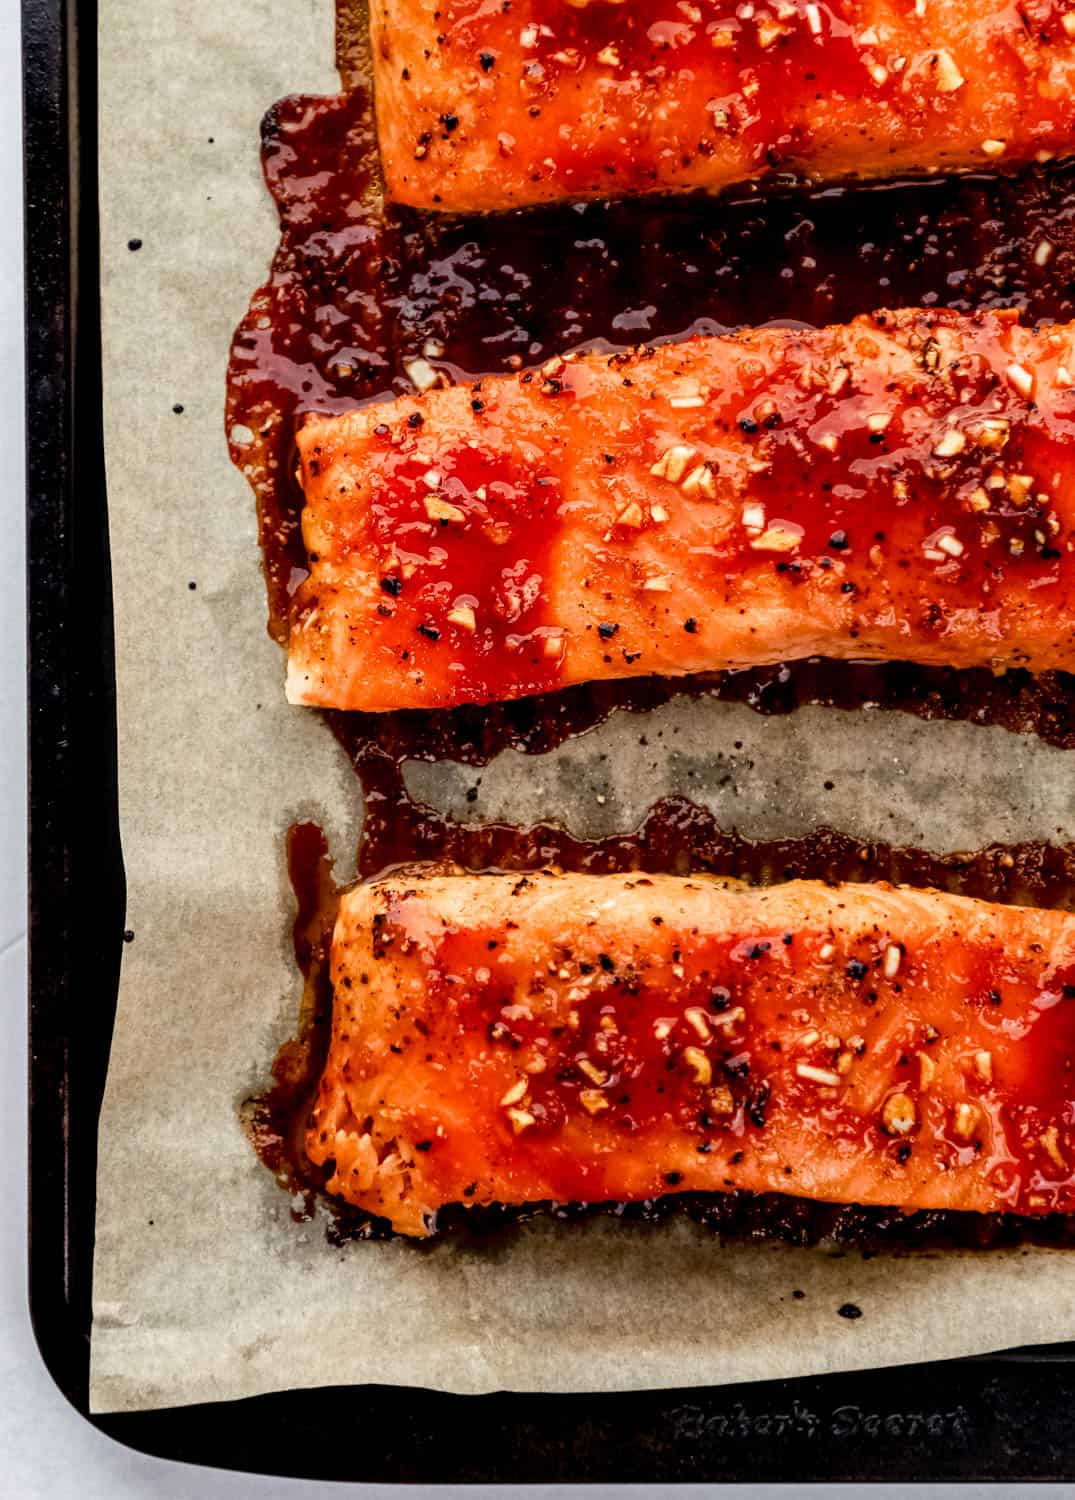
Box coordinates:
[90,0,1075,1414]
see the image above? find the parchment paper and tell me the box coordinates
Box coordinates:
[91,0,1075,1413]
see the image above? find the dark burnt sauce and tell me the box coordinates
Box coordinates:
[228,24,1075,1247]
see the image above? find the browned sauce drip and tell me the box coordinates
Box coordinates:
[242,822,341,1222]
[227,63,1075,1245]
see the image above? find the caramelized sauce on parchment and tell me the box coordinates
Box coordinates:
[230,12,1075,1245]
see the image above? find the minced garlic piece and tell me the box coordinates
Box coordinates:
[542,631,567,661]
[951,1101,980,1141]
[1006,361,1035,399]
[756,16,789,48]
[972,416,1010,450]
[932,49,965,92]
[650,444,696,484]
[684,1006,712,1041]
[741,501,766,534]
[447,604,477,632]
[499,1078,529,1108]
[683,1046,712,1085]
[795,1062,841,1087]
[709,1084,735,1114]
[682,464,718,499]
[424,495,466,523]
[750,525,802,553]
[405,357,440,392]
[1041,1125,1067,1170]
[933,427,966,458]
[881,1092,917,1136]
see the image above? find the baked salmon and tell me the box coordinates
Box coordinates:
[306,870,1075,1235]
[288,308,1075,712]
[369,0,1075,212]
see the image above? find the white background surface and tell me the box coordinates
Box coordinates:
[0,1,1072,1493]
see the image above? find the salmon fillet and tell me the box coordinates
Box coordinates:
[288,308,1075,712]
[369,0,1075,212]
[307,870,1075,1235]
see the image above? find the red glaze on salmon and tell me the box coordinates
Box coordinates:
[288,308,1075,712]
[306,870,1075,1236]
[370,0,1075,212]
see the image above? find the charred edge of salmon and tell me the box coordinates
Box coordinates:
[317,1188,1075,1251]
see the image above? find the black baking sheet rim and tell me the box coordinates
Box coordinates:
[22,0,1075,1480]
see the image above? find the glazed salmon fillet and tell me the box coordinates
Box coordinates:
[288,308,1075,712]
[307,870,1075,1235]
[369,0,1075,211]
